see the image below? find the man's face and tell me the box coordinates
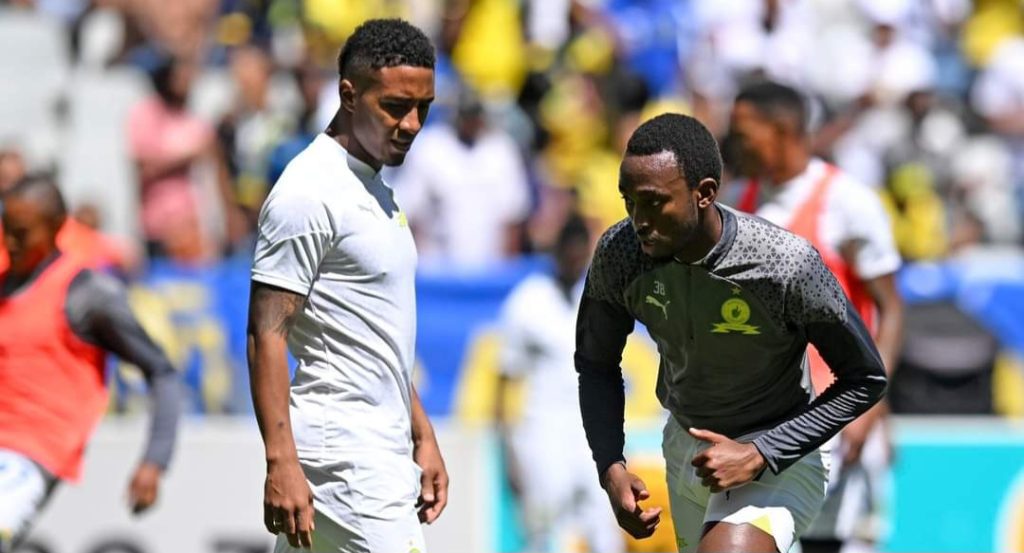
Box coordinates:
[347,66,434,167]
[556,237,591,285]
[619,151,700,259]
[729,101,782,178]
[2,196,61,276]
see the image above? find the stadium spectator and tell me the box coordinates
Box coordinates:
[127,54,227,262]
[391,85,531,272]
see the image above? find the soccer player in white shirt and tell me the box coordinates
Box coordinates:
[496,216,622,553]
[247,19,447,552]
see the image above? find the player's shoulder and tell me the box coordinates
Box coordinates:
[262,137,354,220]
[505,273,556,311]
[730,207,816,257]
[587,219,659,303]
[826,164,886,209]
[593,218,641,267]
[726,207,825,279]
[69,267,123,297]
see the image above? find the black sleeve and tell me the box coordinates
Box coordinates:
[66,271,182,470]
[751,246,887,474]
[575,232,637,480]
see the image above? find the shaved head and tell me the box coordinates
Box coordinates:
[2,174,67,276]
[3,174,67,223]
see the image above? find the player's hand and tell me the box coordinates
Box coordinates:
[264,457,315,549]
[127,461,162,515]
[414,434,449,524]
[689,428,766,493]
[602,462,662,539]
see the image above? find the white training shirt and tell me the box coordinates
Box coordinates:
[252,133,418,459]
[499,273,586,426]
[753,158,901,280]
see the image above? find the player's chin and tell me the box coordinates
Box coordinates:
[640,239,673,259]
[382,150,409,167]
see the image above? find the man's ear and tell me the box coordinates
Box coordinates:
[695,177,719,208]
[340,78,357,114]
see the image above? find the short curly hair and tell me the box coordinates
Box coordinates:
[337,19,435,82]
[735,81,807,134]
[625,113,722,188]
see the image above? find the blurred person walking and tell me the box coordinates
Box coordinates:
[577,113,887,553]
[496,215,623,553]
[247,19,448,552]
[0,175,181,552]
[728,81,904,553]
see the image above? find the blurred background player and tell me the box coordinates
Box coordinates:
[496,215,622,553]
[0,175,181,551]
[247,19,448,552]
[577,113,887,553]
[727,80,903,553]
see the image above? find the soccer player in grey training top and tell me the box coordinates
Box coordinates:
[247,19,447,552]
[576,113,887,553]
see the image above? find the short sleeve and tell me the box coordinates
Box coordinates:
[251,189,333,296]
[836,178,902,280]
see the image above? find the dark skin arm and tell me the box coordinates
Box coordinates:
[410,386,448,524]
[602,462,663,539]
[842,271,903,464]
[247,281,314,549]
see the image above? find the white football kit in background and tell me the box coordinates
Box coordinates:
[499,274,622,553]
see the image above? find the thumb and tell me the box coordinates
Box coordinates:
[631,476,649,501]
[689,427,727,443]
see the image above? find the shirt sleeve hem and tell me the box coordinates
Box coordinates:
[251,273,310,296]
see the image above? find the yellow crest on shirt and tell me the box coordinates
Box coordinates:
[397,211,408,227]
[711,298,760,335]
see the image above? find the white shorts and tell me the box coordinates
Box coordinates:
[662,418,829,553]
[0,449,57,552]
[509,422,622,553]
[274,453,426,553]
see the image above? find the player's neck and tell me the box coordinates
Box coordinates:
[674,204,723,264]
[326,114,383,172]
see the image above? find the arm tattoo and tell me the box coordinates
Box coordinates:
[248,282,305,338]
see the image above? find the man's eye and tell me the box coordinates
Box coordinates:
[382,102,409,117]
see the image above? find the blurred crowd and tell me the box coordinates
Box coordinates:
[1,0,1024,414]
[2,0,1024,268]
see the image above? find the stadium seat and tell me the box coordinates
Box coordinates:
[59,67,150,240]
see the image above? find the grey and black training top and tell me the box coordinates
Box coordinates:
[576,205,887,476]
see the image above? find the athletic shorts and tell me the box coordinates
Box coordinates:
[274,453,426,553]
[0,449,57,553]
[662,417,830,553]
